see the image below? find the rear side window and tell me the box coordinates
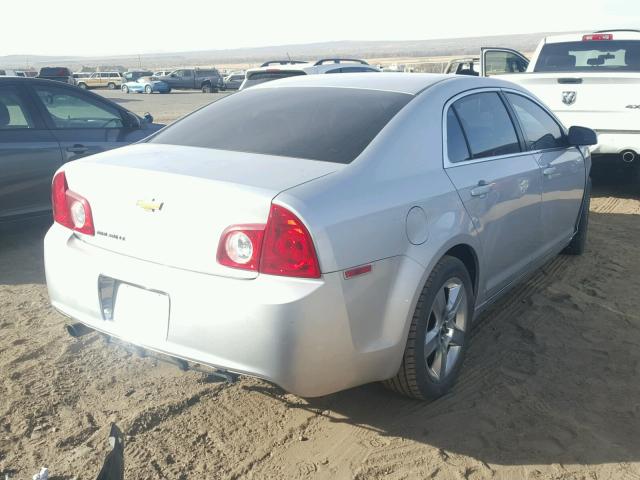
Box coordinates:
[506,93,566,150]
[446,108,470,163]
[149,87,411,164]
[452,92,520,159]
[0,86,34,129]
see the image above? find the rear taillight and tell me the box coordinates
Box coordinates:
[261,204,320,278]
[51,171,95,235]
[217,204,321,279]
[216,225,264,271]
[583,33,613,41]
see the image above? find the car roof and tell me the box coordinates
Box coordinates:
[544,30,640,43]
[250,72,460,95]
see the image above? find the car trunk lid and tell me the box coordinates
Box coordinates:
[63,143,339,279]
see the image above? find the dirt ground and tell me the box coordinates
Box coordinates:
[1,172,640,480]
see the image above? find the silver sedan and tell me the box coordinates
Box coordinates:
[44,73,596,399]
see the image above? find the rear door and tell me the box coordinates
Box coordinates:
[481,48,529,77]
[444,90,544,299]
[504,91,585,253]
[27,82,146,163]
[0,83,63,218]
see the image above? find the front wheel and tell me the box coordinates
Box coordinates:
[78,83,88,89]
[107,82,116,90]
[121,85,129,94]
[145,85,153,94]
[202,83,212,93]
[383,256,474,400]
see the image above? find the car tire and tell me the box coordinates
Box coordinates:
[78,83,88,89]
[145,85,153,94]
[202,83,212,93]
[164,88,171,94]
[562,177,591,255]
[383,255,474,400]
[121,85,129,94]
[107,82,116,90]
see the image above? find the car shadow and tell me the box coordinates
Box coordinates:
[244,201,640,467]
[0,216,49,285]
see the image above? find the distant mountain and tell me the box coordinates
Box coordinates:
[0,32,561,70]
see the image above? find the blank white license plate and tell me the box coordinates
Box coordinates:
[112,283,169,344]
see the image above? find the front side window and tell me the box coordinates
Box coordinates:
[34,85,124,129]
[506,93,566,150]
[0,86,34,129]
[149,87,411,164]
[484,51,528,76]
[451,92,520,159]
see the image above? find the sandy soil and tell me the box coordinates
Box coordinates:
[1,174,639,480]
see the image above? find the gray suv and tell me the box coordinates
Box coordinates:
[158,68,224,93]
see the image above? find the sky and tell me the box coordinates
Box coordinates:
[2,0,639,57]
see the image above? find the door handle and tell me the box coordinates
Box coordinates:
[66,145,88,154]
[470,181,493,197]
[543,166,557,176]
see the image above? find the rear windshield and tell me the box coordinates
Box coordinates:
[535,40,640,72]
[243,70,306,88]
[39,67,71,76]
[149,87,411,164]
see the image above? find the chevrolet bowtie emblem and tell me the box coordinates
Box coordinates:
[136,199,164,212]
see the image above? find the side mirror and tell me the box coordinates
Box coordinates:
[143,112,154,124]
[568,126,597,146]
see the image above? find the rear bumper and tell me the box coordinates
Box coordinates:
[44,224,408,397]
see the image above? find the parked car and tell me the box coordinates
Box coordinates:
[444,57,481,76]
[77,72,123,90]
[122,76,171,94]
[44,73,596,399]
[157,68,223,93]
[37,67,75,85]
[0,77,164,221]
[451,29,640,185]
[122,71,153,83]
[73,72,92,80]
[223,71,245,90]
[240,58,380,90]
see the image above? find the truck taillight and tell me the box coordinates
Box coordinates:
[52,171,95,236]
[217,204,321,279]
[583,34,613,41]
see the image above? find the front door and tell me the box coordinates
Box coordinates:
[0,83,63,218]
[443,91,543,300]
[480,48,529,77]
[28,83,138,164]
[503,91,586,253]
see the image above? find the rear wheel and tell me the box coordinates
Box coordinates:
[145,85,153,94]
[121,85,129,94]
[107,82,116,90]
[384,256,473,400]
[202,83,212,93]
[78,82,88,89]
[563,177,591,255]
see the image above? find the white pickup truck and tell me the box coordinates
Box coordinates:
[468,29,640,183]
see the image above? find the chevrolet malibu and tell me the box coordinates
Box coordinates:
[45,73,596,399]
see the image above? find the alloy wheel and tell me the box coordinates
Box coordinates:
[424,278,468,382]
